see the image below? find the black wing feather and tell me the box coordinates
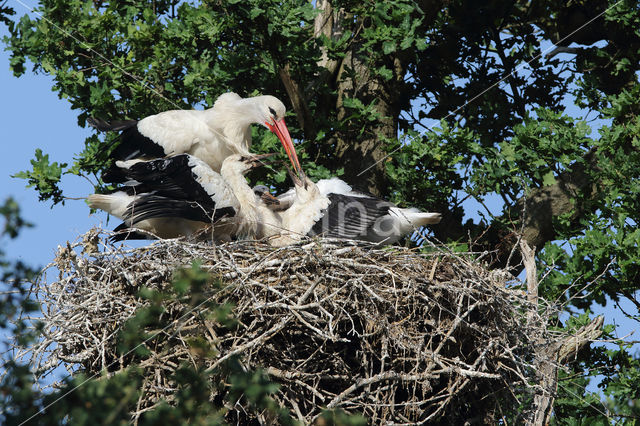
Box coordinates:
[110,223,154,242]
[112,125,166,161]
[310,193,390,239]
[88,117,137,132]
[122,155,216,203]
[124,194,235,226]
[89,117,167,183]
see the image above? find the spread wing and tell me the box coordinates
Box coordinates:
[310,193,390,239]
[110,154,239,225]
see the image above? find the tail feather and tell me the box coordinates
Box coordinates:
[389,207,441,227]
[87,192,133,219]
[409,212,442,227]
[88,117,137,132]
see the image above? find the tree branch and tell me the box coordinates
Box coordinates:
[278,63,315,139]
[436,152,598,272]
[522,238,604,426]
[490,24,526,118]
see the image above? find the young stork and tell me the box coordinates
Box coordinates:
[254,177,441,245]
[218,155,329,245]
[88,92,302,182]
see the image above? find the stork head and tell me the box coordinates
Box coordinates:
[287,166,322,206]
[257,96,287,124]
[256,96,304,181]
[252,185,280,205]
[285,164,320,203]
[252,185,271,196]
[222,153,277,178]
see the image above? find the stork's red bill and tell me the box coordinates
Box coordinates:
[265,118,303,179]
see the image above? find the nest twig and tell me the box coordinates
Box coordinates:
[21,228,548,424]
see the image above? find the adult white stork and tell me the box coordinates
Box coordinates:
[254,177,441,245]
[88,92,302,182]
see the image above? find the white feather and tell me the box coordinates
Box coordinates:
[87,192,135,219]
[186,156,239,208]
[280,179,330,238]
[315,177,353,195]
[115,159,146,169]
[129,93,287,173]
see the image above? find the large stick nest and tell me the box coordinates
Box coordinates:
[25,228,543,424]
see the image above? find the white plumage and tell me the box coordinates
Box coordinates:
[88,153,315,245]
[89,92,302,182]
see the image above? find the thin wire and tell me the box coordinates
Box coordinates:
[12,0,184,110]
[556,381,611,419]
[357,0,622,177]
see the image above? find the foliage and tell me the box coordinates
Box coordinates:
[0,1,13,29]
[11,149,67,205]
[0,198,39,423]
[2,0,640,422]
[0,197,38,343]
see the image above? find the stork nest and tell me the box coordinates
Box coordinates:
[23,228,546,424]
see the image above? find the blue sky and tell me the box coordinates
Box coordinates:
[1,24,102,269]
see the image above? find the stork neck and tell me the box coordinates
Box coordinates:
[220,167,256,213]
[204,98,261,154]
[220,162,281,238]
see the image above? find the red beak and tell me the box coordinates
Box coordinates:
[265,118,303,179]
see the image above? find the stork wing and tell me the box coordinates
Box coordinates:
[92,110,222,183]
[136,110,220,155]
[310,193,391,239]
[116,154,239,209]
[90,118,167,167]
[122,193,235,226]
[87,118,137,132]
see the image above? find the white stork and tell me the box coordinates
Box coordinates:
[254,177,441,245]
[88,92,302,182]
[217,154,329,245]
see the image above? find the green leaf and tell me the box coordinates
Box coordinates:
[382,40,396,54]
[12,149,67,205]
[541,170,556,186]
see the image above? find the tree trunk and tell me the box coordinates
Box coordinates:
[332,48,396,195]
[310,1,397,196]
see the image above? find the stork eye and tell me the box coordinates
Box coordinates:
[268,107,276,117]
